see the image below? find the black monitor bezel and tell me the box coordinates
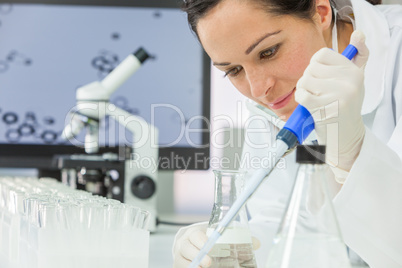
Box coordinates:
[0,0,211,170]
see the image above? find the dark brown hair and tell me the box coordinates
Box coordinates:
[182,0,382,36]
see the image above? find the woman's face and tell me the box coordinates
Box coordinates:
[197,0,329,120]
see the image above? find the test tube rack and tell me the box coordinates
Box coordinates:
[0,176,150,268]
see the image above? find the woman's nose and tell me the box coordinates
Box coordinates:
[247,68,274,99]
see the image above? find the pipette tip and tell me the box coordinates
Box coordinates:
[189,230,221,268]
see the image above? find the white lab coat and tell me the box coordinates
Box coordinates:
[244,0,402,267]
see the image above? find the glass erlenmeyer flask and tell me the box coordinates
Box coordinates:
[207,169,257,268]
[265,145,351,268]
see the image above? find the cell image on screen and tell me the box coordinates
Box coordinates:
[0,3,208,149]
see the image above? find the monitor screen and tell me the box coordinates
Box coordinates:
[0,0,211,170]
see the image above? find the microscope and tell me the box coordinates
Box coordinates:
[60,48,159,231]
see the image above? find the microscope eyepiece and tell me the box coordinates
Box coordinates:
[133,47,150,64]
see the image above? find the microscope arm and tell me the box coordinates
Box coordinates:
[105,105,159,157]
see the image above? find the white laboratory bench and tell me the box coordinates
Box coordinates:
[149,224,182,268]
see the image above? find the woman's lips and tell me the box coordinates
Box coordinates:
[268,88,296,110]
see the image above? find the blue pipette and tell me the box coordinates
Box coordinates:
[277,44,358,147]
[189,44,358,268]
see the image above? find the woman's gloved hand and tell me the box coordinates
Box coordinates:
[295,30,369,183]
[173,223,212,268]
[172,222,261,267]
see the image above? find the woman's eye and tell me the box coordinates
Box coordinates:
[224,66,243,77]
[260,44,280,59]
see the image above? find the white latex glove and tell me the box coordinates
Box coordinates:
[173,223,212,268]
[172,222,261,267]
[295,30,369,183]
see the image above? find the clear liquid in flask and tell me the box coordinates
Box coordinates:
[207,227,257,268]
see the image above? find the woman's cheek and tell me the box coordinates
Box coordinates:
[230,79,251,97]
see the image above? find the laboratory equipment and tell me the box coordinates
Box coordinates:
[60,46,159,230]
[0,0,211,173]
[55,153,127,202]
[207,170,257,268]
[0,175,151,268]
[61,47,151,152]
[189,44,358,268]
[61,47,152,153]
[265,145,351,268]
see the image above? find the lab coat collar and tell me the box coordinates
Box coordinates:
[348,0,390,114]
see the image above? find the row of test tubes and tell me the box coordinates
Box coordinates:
[0,176,150,231]
[0,176,151,268]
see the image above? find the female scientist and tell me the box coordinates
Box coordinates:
[173,0,402,267]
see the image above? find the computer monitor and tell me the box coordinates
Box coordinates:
[0,0,211,172]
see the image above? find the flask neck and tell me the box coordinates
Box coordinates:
[279,162,342,236]
[209,170,246,227]
[298,163,327,177]
[293,163,331,211]
[214,174,239,209]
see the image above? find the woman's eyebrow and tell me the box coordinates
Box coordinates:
[213,62,230,66]
[245,30,281,55]
[212,30,282,66]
